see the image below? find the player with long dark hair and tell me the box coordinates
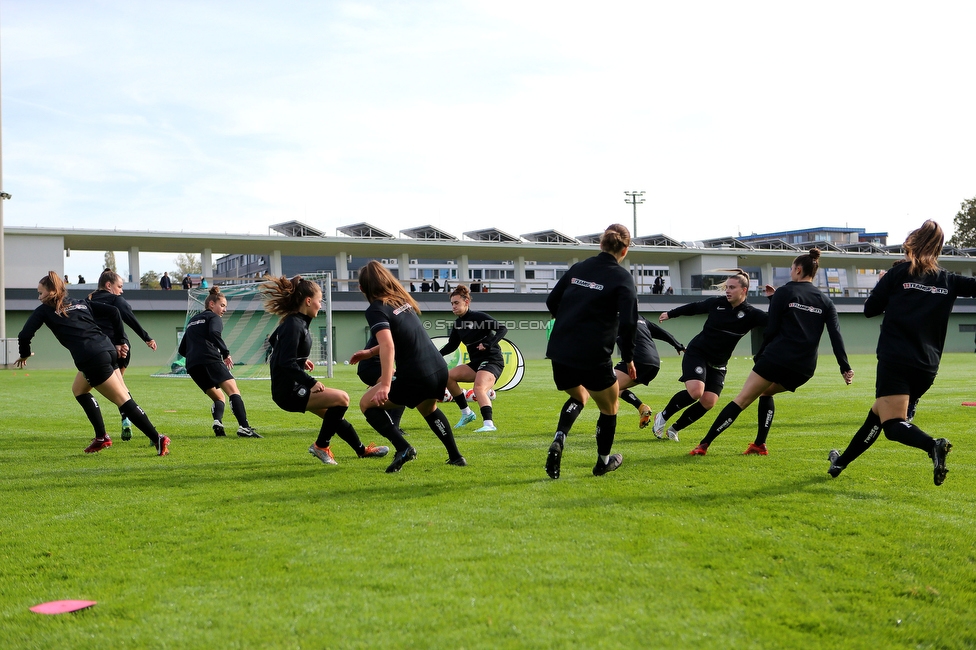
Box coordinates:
[828,220,974,485]
[354,260,465,472]
[179,285,259,438]
[88,268,157,440]
[544,224,638,479]
[652,270,769,442]
[690,249,853,456]
[438,284,508,432]
[16,272,170,456]
[263,275,388,465]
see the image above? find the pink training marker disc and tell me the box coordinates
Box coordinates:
[30,600,96,614]
[962,402,976,407]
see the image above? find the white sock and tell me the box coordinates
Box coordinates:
[483,419,494,427]
[461,407,474,416]
[599,454,609,464]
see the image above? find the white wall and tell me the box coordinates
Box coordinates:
[4,234,65,288]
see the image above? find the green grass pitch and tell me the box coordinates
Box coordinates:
[1,354,975,649]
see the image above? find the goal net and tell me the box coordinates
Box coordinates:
[152,274,333,380]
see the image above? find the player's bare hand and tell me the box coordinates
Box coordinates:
[304,359,315,371]
[14,357,28,368]
[311,381,326,393]
[147,339,157,351]
[224,356,234,370]
[627,361,637,381]
[764,284,776,297]
[349,349,370,364]
[842,369,854,385]
[659,312,670,323]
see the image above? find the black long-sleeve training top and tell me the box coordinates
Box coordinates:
[618,315,685,368]
[268,312,317,392]
[366,300,446,380]
[18,299,125,365]
[178,310,230,368]
[546,252,638,368]
[866,261,976,372]
[88,289,153,344]
[755,281,850,378]
[665,297,767,366]
[437,309,508,363]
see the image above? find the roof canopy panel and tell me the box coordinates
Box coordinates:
[462,228,522,243]
[400,225,458,241]
[521,229,580,245]
[701,236,754,250]
[632,234,687,248]
[269,220,324,238]
[337,222,395,239]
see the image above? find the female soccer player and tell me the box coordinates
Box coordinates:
[690,249,853,456]
[88,268,157,440]
[616,312,686,429]
[653,270,768,442]
[352,334,405,430]
[16,272,170,456]
[828,220,974,485]
[263,275,388,465]
[544,224,638,479]
[353,260,465,472]
[438,284,508,432]
[178,285,259,438]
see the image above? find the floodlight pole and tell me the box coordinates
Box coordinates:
[623,190,645,237]
[0,24,6,366]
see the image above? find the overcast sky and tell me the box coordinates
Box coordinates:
[3,1,976,278]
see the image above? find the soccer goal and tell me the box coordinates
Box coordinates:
[153,273,333,380]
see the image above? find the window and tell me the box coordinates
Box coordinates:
[525,270,535,280]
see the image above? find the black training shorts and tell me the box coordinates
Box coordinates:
[551,359,616,393]
[614,360,660,386]
[78,350,119,388]
[678,353,727,396]
[388,366,449,409]
[272,380,313,413]
[752,357,810,393]
[875,359,936,401]
[188,361,235,392]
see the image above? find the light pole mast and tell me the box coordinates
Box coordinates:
[623,190,645,237]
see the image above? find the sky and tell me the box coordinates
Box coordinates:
[3,1,976,279]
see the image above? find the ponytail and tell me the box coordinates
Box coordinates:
[39,271,69,316]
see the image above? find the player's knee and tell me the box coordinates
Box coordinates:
[699,394,718,409]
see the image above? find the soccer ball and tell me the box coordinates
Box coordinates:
[440,388,497,402]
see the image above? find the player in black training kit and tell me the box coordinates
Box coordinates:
[88,268,157,440]
[828,220,974,485]
[352,334,405,431]
[545,224,638,479]
[691,249,853,456]
[438,284,507,432]
[353,260,465,473]
[16,272,171,456]
[179,285,259,438]
[654,270,769,442]
[264,275,389,465]
[615,313,686,430]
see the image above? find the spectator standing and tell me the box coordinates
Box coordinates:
[160,272,172,290]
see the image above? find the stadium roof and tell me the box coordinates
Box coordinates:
[399,225,459,241]
[746,239,800,251]
[701,236,754,250]
[632,234,686,248]
[575,233,603,244]
[269,220,325,238]
[840,242,888,254]
[520,229,580,245]
[462,228,522,243]
[336,222,395,239]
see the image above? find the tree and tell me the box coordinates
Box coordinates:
[104,251,116,272]
[140,270,160,290]
[174,253,202,283]
[948,196,976,248]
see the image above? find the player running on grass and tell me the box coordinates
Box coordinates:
[828,220,975,485]
[544,224,638,479]
[263,275,388,465]
[438,284,507,433]
[88,268,157,441]
[653,270,769,442]
[178,285,260,438]
[16,272,170,456]
[690,249,853,456]
[353,261,466,472]
[616,312,686,430]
